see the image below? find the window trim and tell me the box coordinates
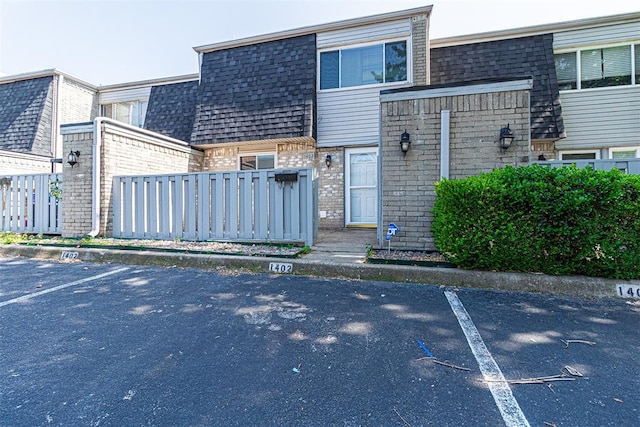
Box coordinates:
[609,146,640,159]
[558,150,601,160]
[237,152,277,170]
[555,42,638,91]
[317,37,412,92]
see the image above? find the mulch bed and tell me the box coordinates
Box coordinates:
[18,238,304,258]
[367,249,456,268]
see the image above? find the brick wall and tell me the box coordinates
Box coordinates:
[381,84,531,249]
[411,14,429,86]
[61,120,204,238]
[202,139,315,171]
[316,148,344,229]
[60,78,98,124]
[61,131,94,237]
[0,150,52,175]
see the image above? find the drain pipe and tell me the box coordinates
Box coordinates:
[88,117,104,237]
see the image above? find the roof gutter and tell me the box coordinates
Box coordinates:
[193,5,432,53]
[431,11,640,48]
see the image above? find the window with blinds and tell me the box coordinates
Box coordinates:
[554,43,638,90]
[319,40,408,90]
[580,46,631,88]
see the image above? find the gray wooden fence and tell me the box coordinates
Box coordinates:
[0,173,63,234]
[535,158,640,174]
[112,169,316,246]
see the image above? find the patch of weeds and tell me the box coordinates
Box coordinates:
[365,243,373,257]
[298,246,311,256]
[0,232,29,244]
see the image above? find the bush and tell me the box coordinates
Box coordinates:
[432,164,640,279]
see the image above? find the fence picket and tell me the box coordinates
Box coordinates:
[0,173,62,234]
[111,169,315,245]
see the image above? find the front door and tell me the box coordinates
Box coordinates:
[345,147,377,226]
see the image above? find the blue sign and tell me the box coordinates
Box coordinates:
[387,222,399,236]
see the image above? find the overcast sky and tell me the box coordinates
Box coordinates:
[0,0,637,85]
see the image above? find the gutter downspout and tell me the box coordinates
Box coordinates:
[89,117,104,237]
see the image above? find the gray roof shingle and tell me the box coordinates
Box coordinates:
[0,76,54,155]
[144,80,198,143]
[190,34,316,145]
[430,34,564,140]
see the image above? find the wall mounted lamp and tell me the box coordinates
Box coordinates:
[400,130,411,154]
[325,154,332,168]
[67,150,80,167]
[499,124,515,150]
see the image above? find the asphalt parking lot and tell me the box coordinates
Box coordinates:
[0,256,638,426]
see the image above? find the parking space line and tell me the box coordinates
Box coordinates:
[444,291,530,427]
[0,267,130,308]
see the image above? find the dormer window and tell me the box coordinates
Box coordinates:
[320,40,408,90]
[101,99,148,127]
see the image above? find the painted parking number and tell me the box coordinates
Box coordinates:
[60,251,79,260]
[269,262,293,274]
[616,284,640,299]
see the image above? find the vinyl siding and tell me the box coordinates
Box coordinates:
[317,83,409,148]
[317,19,410,49]
[553,21,640,50]
[555,86,640,149]
[99,87,152,104]
[316,19,413,148]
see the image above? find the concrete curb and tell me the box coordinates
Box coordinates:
[0,245,636,299]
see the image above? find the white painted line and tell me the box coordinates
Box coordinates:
[445,291,530,427]
[0,267,130,308]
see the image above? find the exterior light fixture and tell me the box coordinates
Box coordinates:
[325,154,332,168]
[499,124,515,150]
[67,150,80,167]
[400,130,411,154]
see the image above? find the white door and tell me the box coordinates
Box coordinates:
[345,147,377,226]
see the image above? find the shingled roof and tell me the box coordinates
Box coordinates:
[144,80,198,143]
[430,34,564,140]
[190,34,316,145]
[0,76,54,155]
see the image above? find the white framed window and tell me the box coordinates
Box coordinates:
[239,153,276,170]
[319,39,409,90]
[101,99,149,127]
[559,150,600,160]
[609,147,640,159]
[554,43,638,90]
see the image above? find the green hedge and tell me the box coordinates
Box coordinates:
[432,164,640,279]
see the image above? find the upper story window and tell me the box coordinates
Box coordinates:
[319,40,408,90]
[555,43,638,90]
[101,100,148,127]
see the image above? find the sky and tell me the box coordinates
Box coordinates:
[0,0,638,85]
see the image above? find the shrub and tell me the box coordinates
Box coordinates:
[432,164,640,279]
